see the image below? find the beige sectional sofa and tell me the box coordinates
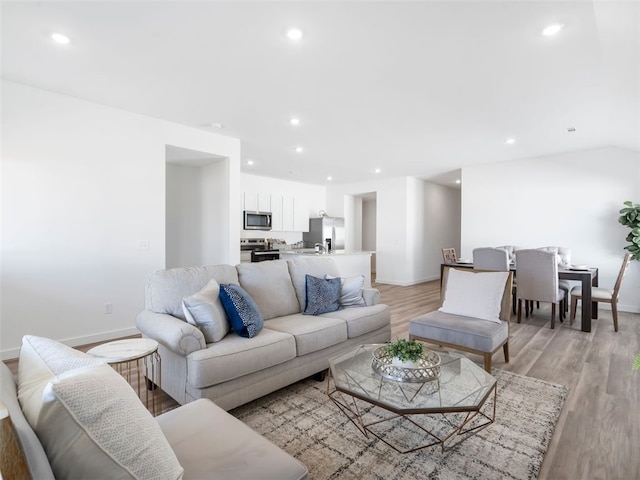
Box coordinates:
[136,256,391,410]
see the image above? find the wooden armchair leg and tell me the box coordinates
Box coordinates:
[551,303,556,329]
[484,354,492,373]
[570,297,578,325]
[503,343,509,363]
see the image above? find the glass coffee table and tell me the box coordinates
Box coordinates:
[327,344,497,453]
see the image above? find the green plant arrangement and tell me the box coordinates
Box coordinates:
[385,338,424,362]
[633,353,640,371]
[618,201,640,260]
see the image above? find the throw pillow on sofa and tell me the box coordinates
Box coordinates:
[16,335,184,480]
[182,278,230,343]
[37,364,184,480]
[219,283,264,338]
[325,274,366,307]
[304,275,340,315]
[17,335,105,427]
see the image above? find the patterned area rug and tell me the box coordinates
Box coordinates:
[232,369,567,480]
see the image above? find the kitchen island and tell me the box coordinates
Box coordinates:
[280,250,374,286]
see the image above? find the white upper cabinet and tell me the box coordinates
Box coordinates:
[258,193,271,212]
[243,191,271,212]
[293,196,309,232]
[282,195,294,231]
[271,194,284,231]
[243,191,309,232]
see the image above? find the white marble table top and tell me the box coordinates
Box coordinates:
[87,338,158,363]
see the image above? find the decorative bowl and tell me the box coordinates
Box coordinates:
[371,347,441,383]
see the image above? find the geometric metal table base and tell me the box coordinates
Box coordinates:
[328,380,497,453]
[326,345,498,454]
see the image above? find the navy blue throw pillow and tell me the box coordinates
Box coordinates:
[218,284,264,338]
[304,275,341,315]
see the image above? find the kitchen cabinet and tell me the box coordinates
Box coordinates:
[243,192,271,212]
[271,195,283,231]
[282,195,294,231]
[242,191,309,232]
[293,197,309,232]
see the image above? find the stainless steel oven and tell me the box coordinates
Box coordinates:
[243,211,272,231]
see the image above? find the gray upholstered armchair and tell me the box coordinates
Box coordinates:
[409,266,514,372]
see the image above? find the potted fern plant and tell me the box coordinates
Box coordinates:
[385,338,424,368]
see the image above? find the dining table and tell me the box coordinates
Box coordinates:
[440,262,599,333]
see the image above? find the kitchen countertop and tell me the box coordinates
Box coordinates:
[280,249,374,256]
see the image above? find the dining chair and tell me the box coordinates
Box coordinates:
[515,249,566,329]
[570,253,632,332]
[441,247,457,264]
[473,247,517,314]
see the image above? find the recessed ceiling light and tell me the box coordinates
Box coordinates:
[51,32,70,44]
[542,24,564,36]
[374,168,381,173]
[455,179,461,184]
[327,176,333,181]
[287,28,303,41]
[295,146,304,153]
[505,138,516,145]
[289,117,300,126]
[210,122,223,129]
[246,160,254,165]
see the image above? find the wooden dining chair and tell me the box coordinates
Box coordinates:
[441,247,457,264]
[570,253,632,332]
[515,249,566,328]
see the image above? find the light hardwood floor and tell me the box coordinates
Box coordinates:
[5,279,639,479]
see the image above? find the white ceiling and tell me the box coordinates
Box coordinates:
[2,1,638,186]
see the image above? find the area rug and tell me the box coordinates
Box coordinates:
[231,369,567,480]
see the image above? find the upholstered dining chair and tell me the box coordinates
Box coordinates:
[570,253,632,332]
[515,249,566,329]
[473,247,509,270]
[442,247,457,264]
[473,247,516,314]
[540,246,573,312]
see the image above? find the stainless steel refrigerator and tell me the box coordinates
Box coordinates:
[303,217,345,251]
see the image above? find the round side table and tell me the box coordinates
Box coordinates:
[87,338,161,416]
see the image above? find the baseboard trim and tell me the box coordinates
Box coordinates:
[374,275,440,286]
[1,327,140,361]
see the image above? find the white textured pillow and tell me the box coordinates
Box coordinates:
[439,269,509,323]
[182,279,230,343]
[325,274,366,307]
[36,364,184,480]
[17,335,104,428]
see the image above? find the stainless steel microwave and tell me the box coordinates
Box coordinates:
[243,211,272,230]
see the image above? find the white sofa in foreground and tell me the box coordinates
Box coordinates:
[136,256,391,410]
[1,335,308,480]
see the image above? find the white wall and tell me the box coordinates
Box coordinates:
[362,199,377,251]
[1,81,241,358]
[240,173,327,244]
[461,147,640,312]
[327,177,459,285]
[423,181,461,277]
[166,163,203,267]
[165,159,231,268]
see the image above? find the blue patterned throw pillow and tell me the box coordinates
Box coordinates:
[218,284,264,338]
[304,275,341,315]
